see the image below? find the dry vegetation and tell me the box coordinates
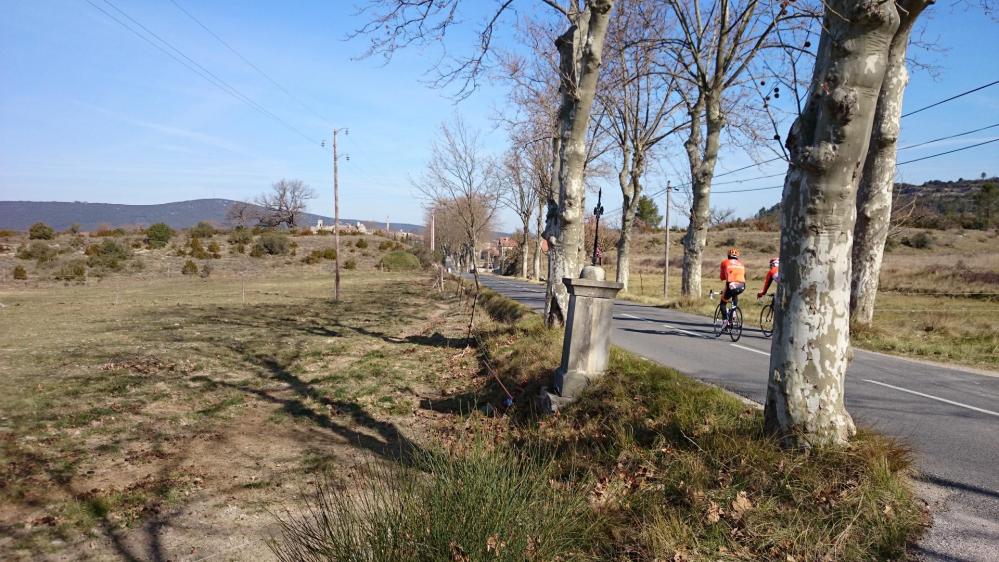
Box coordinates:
[0,224,929,560]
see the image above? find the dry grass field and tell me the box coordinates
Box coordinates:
[0,268,478,560]
[594,226,999,369]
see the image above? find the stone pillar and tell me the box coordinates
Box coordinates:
[543,266,623,412]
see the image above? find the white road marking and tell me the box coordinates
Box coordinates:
[862,379,999,418]
[731,343,770,356]
[621,313,709,339]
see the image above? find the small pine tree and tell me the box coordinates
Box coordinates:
[181,259,199,275]
[635,196,663,230]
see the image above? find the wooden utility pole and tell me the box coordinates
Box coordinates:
[663,182,671,300]
[332,128,344,302]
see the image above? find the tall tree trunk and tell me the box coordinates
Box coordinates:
[680,94,723,298]
[544,0,614,327]
[520,222,530,278]
[533,198,543,279]
[616,150,644,291]
[765,0,900,448]
[850,0,930,326]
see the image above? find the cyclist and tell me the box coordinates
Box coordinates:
[758,257,779,299]
[719,248,746,327]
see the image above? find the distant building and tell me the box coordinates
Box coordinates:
[310,219,368,235]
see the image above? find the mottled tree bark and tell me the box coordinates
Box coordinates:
[616,150,645,291]
[533,197,543,279]
[680,94,723,298]
[544,0,614,327]
[850,0,931,326]
[765,0,900,448]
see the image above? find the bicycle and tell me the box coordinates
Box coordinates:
[759,294,775,338]
[712,300,744,342]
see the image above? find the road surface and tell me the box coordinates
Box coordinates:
[477,274,999,562]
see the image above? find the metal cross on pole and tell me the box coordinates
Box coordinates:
[591,187,604,266]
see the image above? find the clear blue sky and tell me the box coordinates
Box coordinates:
[2,1,997,230]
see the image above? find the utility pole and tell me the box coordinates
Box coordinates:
[430,213,435,252]
[663,181,672,300]
[332,127,347,302]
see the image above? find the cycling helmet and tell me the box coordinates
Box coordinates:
[727,247,740,259]
[770,258,779,267]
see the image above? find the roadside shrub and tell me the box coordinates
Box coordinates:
[355,238,369,249]
[66,223,81,235]
[207,241,221,258]
[13,265,27,280]
[28,222,55,240]
[322,247,337,260]
[181,260,199,275]
[378,250,421,271]
[378,240,393,251]
[54,259,86,282]
[0,229,18,238]
[189,221,216,238]
[17,241,58,263]
[86,239,131,271]
[902,231,935,249]
[228,227,253,245]
[232,243,246,254]
[344,258,357,270]
[301,250,321,265]
[254,232,290,255]
[249,245,265,258]
[146,223,174,248]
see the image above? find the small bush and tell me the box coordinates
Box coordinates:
[254,232,290,256]
[249,245,265,258]
[13,265,27,280]
[17,241,58,263]
[189,221,216,238]
[92,226,126,237]
[301,250,321,265]
[233,243,246,254]
[86,239,131,271]
[322,247,337,260]
[146,223,174,248]
[207,241,221,258]
[902,231,935,249]
[66,223,81,235]
[355,238,369,249]
[199,262,213,278]
[0,229,18,238]
[344,258,357,270]
[28,222,55,240]
[228,227,253,245]
[181,260,199,275]
[54,260,86,282]
[187,237,210,259]
[378,240,393,251]
[378,250,421,271]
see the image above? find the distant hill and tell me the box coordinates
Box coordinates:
[0,199,424,234]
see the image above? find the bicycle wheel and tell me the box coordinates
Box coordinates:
[713,303,724,337]
[729,307,744,342]
[760,304,774,338]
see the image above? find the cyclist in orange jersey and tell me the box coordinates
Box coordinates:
[719,248,746,325]
[758,257,779,299]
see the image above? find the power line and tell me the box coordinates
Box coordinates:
[166,0,333,126]
[897,122,999,151]
[84,0,322,148]
[896,137,999,166]
[901,78,999,118]
[713,156,785,179]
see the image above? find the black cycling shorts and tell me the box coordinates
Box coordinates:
[723,283,745,302]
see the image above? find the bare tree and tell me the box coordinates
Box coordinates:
[413,117,501,334]
[224,201,261,228]
[500,147,541,278]
[765,0,900,448]
[850,0,933,326]
[598,0,684,291]
[255,179,316,228]
[667,0,791,298]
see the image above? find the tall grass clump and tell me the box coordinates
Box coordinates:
[269,446,596,562]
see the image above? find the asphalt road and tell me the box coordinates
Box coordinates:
[477,273,999,562]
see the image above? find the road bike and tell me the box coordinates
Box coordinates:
[759,294,775,338]
[712,300,743,342]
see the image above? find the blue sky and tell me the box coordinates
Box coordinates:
[2,1,997,230]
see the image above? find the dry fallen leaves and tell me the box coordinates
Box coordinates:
[706,500,722,523]
[730,491,753,521]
